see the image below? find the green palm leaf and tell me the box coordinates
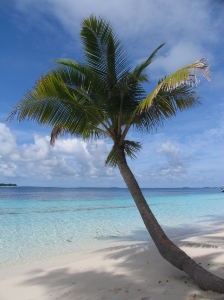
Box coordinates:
[106,140,142,166]
[133,43,165,80]
[9,71,108,139]
[137,59,209,113]
[81,15,129,86]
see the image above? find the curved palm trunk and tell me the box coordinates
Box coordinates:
[117,149,224,293]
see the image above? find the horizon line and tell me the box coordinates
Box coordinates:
[8,185,220,189]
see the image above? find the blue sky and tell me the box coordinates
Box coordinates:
[0,0,224,187]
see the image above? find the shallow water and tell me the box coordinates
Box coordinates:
[0,187,223,265]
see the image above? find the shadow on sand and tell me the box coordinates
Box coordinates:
[20,220,224,300]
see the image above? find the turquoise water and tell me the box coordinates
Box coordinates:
[0,187,224,265]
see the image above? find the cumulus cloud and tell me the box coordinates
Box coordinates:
[1,121,224,187]
[158,141,180,157]
[157,141,186,178]
[0,123,116,185]
[138,118,224,186]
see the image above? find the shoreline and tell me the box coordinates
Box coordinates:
[1,186,223,269]
[1,223,224,299]
[0,220,218,270]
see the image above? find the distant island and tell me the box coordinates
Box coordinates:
[0,183,17,187]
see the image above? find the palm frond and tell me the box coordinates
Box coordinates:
[132,43,165,80]
[137,58,209,113]
[81,15,129,86]
[50,126,65,145]
[105,140,142,166]
[124,140,142,158]
[10,71,109,139]
[54,60,107,98]
[105,144,119,167]
[133,84,198,131]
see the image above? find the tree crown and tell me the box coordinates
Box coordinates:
[10,16,209,166]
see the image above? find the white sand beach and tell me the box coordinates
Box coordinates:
[0,224,224,300]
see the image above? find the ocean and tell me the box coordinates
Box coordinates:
[0,187,223,266]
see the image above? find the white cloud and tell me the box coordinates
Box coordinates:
[12,0,223,73]
[0,121,224,187]
[158,141,181,157]
[0,123,17,156]
[157,141,187,179]
[151,42,207,75]
[130,117,224,187]
[0,123,115,185]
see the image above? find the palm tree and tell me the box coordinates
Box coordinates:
[10,16,224,292]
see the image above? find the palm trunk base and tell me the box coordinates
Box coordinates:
[117,150,224,293]
[158,241,224,293]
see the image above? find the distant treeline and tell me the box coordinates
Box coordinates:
[0,183,17,187]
